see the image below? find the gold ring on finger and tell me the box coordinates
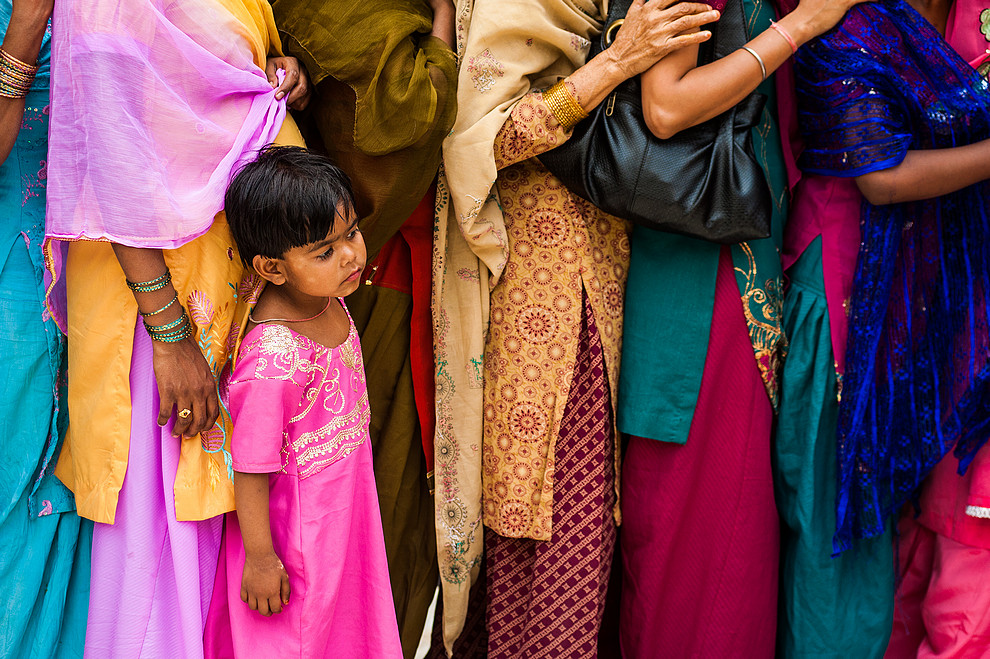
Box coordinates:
[178,408,192,419]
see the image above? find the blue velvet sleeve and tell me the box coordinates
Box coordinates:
[795,6,914,177]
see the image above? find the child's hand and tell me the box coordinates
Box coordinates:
[241,551,291,617]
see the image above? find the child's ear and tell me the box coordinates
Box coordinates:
[253,254,286,285]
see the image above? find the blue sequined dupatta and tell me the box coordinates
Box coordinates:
[796,0,990,552]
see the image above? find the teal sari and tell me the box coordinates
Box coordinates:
[0,6,91,656]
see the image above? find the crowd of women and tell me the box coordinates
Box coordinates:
[5,0,990,656]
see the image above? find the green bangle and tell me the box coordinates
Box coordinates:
[127,271,171,293]
[145,310,192,343]
[141,293,178,318]
[147,325,192,343]
[144,314,187,334]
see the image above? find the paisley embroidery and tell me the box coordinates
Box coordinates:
[735,242,787,408]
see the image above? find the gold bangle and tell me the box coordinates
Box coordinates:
[544,79,588,130]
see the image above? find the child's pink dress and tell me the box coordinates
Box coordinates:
[205,304,402,658]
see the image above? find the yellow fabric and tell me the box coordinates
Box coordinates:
[217,0,283,60]
[431,0,604,650]
[55,11,304,523]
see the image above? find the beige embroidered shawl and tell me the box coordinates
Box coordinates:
[432,0,604,651]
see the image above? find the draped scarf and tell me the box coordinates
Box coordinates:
[45,0,287,327]
[269,0,457,257]
[432,0,602,651]
[796,0,990,552]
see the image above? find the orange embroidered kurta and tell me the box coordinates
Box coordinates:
[482,91,627,542]
[54,0,305,524]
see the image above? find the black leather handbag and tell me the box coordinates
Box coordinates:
[538,0,771,244]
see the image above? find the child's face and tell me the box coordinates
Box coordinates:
[276,206,366,299]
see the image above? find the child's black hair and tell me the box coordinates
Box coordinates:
[225,145,356,266]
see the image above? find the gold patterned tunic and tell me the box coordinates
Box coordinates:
[482,91,628,542]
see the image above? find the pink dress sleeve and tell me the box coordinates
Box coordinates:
[227,333,308,473]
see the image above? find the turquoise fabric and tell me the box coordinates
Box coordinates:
[0,6,92,657]
[774,238,893,658]
[618,0,788,444]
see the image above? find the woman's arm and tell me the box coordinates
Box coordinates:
[855,141,990,205]
[493,0,719,170]
[571,0,720,113]
[111,244,219,439]
[0,0,52,164]
[640,0,869,138]
[235,471,290,617]
[429,0,455,49]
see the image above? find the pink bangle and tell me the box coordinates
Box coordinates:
[769,20,798,54]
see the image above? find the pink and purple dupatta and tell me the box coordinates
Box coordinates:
[44,0,286,328]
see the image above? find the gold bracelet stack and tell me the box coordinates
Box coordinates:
[0,48,37,99]
[544,79,588,130]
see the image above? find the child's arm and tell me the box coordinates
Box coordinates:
[235,470,290,617]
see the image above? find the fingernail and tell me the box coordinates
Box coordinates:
[276,92,284,99]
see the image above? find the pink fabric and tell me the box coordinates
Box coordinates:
[44,0,287,332]
[204,313,402,657]
[781,174,862,373]
[782,0,990,377]
[946,0,990,65]
[47,0,286,249]
[619,250,778,658]
[886,518,990,658]
[86,321,222,659]
[914,447,990,550]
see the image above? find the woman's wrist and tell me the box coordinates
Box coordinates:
[3,11,49,65]
[774,11,816,50]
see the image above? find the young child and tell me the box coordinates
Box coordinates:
[204,146,402,657]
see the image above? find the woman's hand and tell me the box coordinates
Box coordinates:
[153,336,220,439]
[565,0,718,113]
[241,551,291,617]
[265,56,311,111]
[605,0,721,79]
[786,0,873,42]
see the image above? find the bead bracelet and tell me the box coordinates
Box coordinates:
[145,309,193,343]
[141,293,178,318]
[126,270,172,293]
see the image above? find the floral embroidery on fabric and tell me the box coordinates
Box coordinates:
[571,35,591,51]
[240,322,370,479]
[186,283,239,482]
[468,48,504,93]
[734,242,786,408]
[433,168,483,586]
